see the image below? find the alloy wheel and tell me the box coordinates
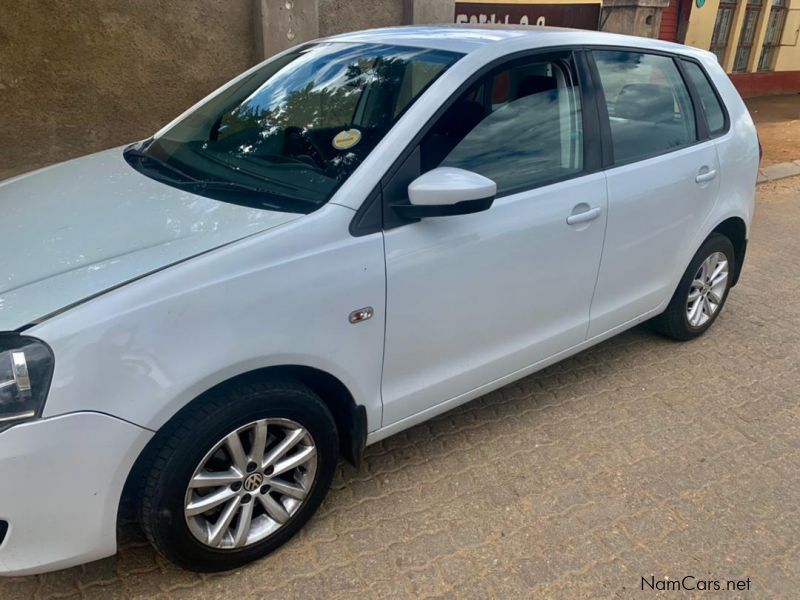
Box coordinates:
[686,251,729,328]
[184,418,318,549]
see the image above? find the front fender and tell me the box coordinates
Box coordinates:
[26,204,386,434]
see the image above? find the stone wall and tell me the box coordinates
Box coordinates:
[600,0,669,39]
[319,0,404,36]
[0,0,258,178]
[0,0,408,179]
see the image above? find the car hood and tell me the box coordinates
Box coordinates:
[0,148,302,330]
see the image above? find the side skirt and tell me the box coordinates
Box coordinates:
[366,305,665,446]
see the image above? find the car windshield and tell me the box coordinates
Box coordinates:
[126,42,462,213]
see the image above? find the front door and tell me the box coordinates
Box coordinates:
[380,50,608,426]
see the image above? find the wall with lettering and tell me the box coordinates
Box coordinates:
[454,2,601,30]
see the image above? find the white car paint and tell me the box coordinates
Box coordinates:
[0,149,301,330]
[382,172,609,424]
[0,26,757,575]
[0,413,151,575]
[33,203,386,432]
[587,140,722,337]
[408,167,496,205]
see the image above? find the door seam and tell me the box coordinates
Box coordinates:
[585,172,610,339]
[378,230,388,429]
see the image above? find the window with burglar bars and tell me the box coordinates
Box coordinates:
[758,0,789,70]
[710,2,738,64]
[733,0,765,72]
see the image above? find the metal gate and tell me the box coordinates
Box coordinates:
[733,0,765,72]
[758,0,789,70]
[710,1,738,64]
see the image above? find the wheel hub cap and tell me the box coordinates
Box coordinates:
[686,251,729,328]
[243,472,264,492]
[184,418,318,550]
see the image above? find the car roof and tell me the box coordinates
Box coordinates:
[323,25,711,59]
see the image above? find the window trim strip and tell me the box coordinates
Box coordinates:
[675,56,711,141]
[679,56,732,139]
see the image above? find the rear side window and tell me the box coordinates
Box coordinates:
[681,60,727,136]
[593,50,696,164]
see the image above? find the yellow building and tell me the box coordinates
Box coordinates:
[682,0,800,95]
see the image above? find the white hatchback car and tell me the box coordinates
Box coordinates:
[0,26,757,575]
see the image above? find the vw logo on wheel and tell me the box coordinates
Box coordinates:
[243,472,264,492]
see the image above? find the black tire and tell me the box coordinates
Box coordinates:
[651,233,735,341]
[138,378,338,572]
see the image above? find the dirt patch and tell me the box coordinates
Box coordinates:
[746,94,800,167]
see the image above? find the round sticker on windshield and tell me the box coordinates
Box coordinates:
[332,129,362,150]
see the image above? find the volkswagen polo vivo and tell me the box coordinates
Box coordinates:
[0,26,758,574]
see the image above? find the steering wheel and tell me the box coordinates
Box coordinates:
[284,126,327,171]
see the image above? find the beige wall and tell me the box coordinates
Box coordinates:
[684,0,721,50]
[775,0,800,70]
[0,0,259,177]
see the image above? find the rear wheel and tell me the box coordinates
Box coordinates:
[138,378,338,572]
[652,233,735,341]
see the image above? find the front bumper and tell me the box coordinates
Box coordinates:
[0,412,152,576]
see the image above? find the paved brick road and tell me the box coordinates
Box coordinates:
[2,177,799,599]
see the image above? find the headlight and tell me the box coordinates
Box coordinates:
[0,334,54,431]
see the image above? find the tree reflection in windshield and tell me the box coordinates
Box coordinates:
[128,43,462,213]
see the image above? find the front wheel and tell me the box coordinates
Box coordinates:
[138,379,338,572]
[651,233,735,341]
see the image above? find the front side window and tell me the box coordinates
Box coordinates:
[420,51,584,195]
[682,60,727,136]
[126,43,461,213]
[593,50,696,165]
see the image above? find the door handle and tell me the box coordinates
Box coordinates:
[695,168,718,184]
[566,206,601,225]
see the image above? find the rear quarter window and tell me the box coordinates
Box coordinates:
[681,59,728,136]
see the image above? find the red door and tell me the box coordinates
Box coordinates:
[659,0,692,42]
[659,0,680,41]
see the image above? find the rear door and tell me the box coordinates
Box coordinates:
[586,49,721,338]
